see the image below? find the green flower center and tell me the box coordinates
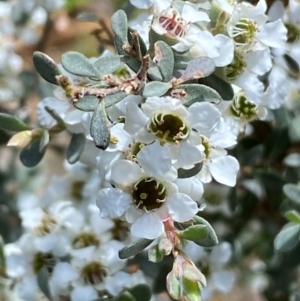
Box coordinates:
[112,219,129,241]
[72,232,100,249]
[34,214,57,236]
[81,262,107,285]
[132,178,167,211]
[232,18,257,51]
[149,113,190,143]
[225,51,247,81]
[32,252,56,274]
[203,190,223,205]
[231,92,258,120]
[285,23,300,43]
[71,180,85,201]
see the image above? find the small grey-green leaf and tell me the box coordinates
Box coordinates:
[39,130,49,152]
[73,96,99,112]
[93,55,124,77]
[175,84,223,106]
[285,210,300,224]
[179,225,208,243]
[0,113,31,131]
[148,66,163,81]
[33,51,61,85]
[67,133,86,164]
[129,284,152,301]
[192,216,218,247]
[61,51,99,78]
[178,162,203,178]
[119,238,154,259]
[44,106,65,127]
[104,91,127,108]
[198,73,234,100]
[111,10,128,43]
[283,183,300,205]
[180,57,215,82]
[155,41,174,82]
[274,223,300,252]
[37,266,53,301]
[20,139,46,167]
[284,53,299,73]
[143,81,171,97]
[90,102,110,150]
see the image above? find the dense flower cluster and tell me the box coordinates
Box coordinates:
[0,0,292,300]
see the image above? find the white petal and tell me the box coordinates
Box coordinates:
[71,286,98,301]
[107,123,133,152]
[97,188,131,218]
[210,156,239,186]
[256,19,287,49]
[214,34,234,67]
[50,262,79,290]
[198,163,212,183]
[175,177,204,201]
[182,5,210,22]
[167,193,198,222]
[177,141,203,169]
[111,160,142,186]
[188,102,221,136]
[124,102,148,135]
[17,276,38,301]
[131,213,164,239]
[137,141,172,177]
[130,0,153,9]
[212,270,235,293]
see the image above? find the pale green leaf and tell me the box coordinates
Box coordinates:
[0,113,31,132]
[283,183,300,205]
[179,225,208,243]
[119,238,154,259]
[67,133,86,164]
[285,210,300,224]
[155,41,174,82]
[143,81,171,97]
[274,223,300,252]
[73,96,99,112]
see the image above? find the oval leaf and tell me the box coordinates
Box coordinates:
[179,225,208,243]
[274,223,300,252]
[285,210,300,224]
[174,84,223,106]
[33,51,61,85]
[90,102,110,150]
[155,41,174,82]
[128,284,152,301]
[0,113,30,132]
[73,95,99,112]
[111,10,128,43]
[192,215,218,247]
[20,139,46,167]
[283,183,300,205]
[178,162,203,179]
[148,66,163,81]
[143,81,171,97]
[104,91,127,108]
[181,57,215,82]
[93,55,124,77]
[39,130,50,152]
[37,266,53,301]
[198,73,234,100]
[284,53,299,73]
[61,51,99,78]
[67,133,86,164]
[119,238,154,259]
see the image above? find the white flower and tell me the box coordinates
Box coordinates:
[97,159,198,239]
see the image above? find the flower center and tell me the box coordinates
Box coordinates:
[285,23,300,43]
[34,214,57,236]
[158,10,187,37]
[132,178,167,211]
[232,18,257,51]
[149,113,190,143]
[71,180,85,201]
[112,219,129,241]
[81,262,107,285]
[32,252,56,274]
[73,232,100,249]
[225,51,247,81]
[231,92,258,120]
